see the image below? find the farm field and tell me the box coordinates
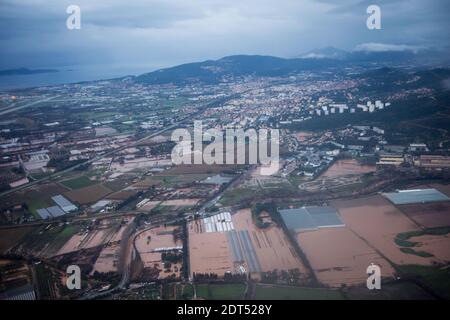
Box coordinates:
[396,264,450,299]
[64,184,113,205]
[296,227,395,287]
[188,220,234,276]
[344,281,434,300]
[195,283,246,300]
[162,164,242,175]
[132,174,210,188]
[60,175,97,190]
[134,225,182,279]
[253,284,344,300]
[397,202,450,228]
[16,223,81,257]
[395,227,450,262]
[232,209,308,274]
[219,187,260,206]
[57,218,131,255]
[0,226,36,254]
[321,159,375,178]
[332,195,435,265]
[91,244,120,274]
[160,198,199,207]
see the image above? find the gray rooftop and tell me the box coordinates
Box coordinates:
[47,206,66,217]
[201,174,233,185]
[279,206,345,232]
[36,208,51,219]
[51,195,77,212]
[382,188,450,205]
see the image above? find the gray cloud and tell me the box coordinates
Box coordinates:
[0,0,448,73]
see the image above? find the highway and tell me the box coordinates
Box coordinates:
[0,96,58,116]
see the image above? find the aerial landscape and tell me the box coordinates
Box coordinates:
[0,0,450,305]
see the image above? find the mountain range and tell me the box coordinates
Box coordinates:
[135,46,449,85]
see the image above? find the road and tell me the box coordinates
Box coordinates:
[0,96,58,116]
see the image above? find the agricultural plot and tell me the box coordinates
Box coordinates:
[57,218,131,256]
[332,195,436,266]
[395,227,450,262]
[321,159,375,178]
[188,209,308,279]
[253,284,344,300]
[160,198,199,207]
[135,226,183,279]
[188,220,234,276]
[15,223,81,257]
[296,227,394,287]
[110,158,172,173]
[91,244,120,274]
[0,226,36,254]
[0,183,69,215]
[65,184,113,205]
[195,283,246,300]
[397,202,450,228]
[232,209,308,275]
[60,176,96,190]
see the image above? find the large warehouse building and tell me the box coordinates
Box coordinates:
[279,206,345,232]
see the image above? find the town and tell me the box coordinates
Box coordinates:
[0,61,449,301]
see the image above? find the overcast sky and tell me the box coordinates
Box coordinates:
[0,0,449,72]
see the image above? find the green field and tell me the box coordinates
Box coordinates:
[397,264,450,299]
[138,174,210,187]
[25,197,54,216]
[20,223,80,255]
[60,176,97,190]
[395,226,450,248]
[181,283,195,299]
[253,285,344,300]
[195,284,246,300]
[345,281,434,300]
[219,187,260,206]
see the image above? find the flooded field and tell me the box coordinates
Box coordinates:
[332,195,434,265]
[408,233,450,263]
[91,244,119,274]
[135,225,182,279]
[297,227,394,287]
[57,218,131,255]
[322,159,375,178]
[398,202,450,228]
[110,158,172,173]
[160,198,199,207]
[188,209,309,278]
[188,220,234,276]
[232,209,307,274]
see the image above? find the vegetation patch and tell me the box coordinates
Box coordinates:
[395,226,450,248]
[195,283,246,300]
[253,284,344,300]
[397,264,450,299]
[60,176,96,190]
[400,247,434,258]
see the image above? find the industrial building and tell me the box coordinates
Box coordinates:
[279,206,345,232]
[382,188,450,205]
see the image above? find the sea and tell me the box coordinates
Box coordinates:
[0,64,157,91]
